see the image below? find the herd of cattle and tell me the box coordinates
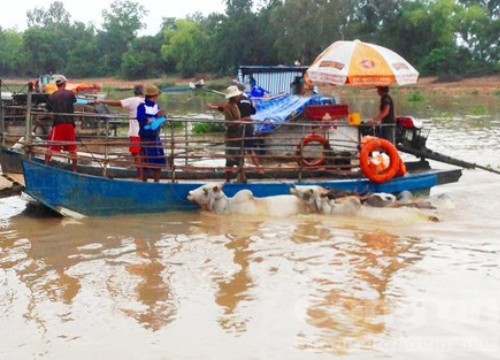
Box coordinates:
[187,183,444,222]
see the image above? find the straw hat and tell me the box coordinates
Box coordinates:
[144,84,161,96]
[225,85,242,99]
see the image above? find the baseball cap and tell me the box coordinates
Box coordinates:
[54,75,68,85]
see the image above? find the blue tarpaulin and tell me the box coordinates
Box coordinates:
[252,94,330,135]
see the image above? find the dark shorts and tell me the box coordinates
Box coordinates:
[225,139,244,167]
[243,123,255,149]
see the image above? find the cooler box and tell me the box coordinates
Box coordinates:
[304,104,349,120]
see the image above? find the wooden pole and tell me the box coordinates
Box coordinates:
[24,82,33,157]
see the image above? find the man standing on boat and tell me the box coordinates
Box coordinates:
[137,84,166,183]
[369,86,396,143]
[44,75,78,171]
[94,85,144,179]
[207,85,262,183]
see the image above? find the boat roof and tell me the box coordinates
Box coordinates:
[238,65,309,75]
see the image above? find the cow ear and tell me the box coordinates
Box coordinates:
[203,188,208,195]
[213,185,221,193]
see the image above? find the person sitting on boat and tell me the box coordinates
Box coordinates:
[137,84,166,183]
[368,86,396,143]
[207,86,263,183]
[248,76,270,98]
[44,75,78,171]
[94,85,145,179]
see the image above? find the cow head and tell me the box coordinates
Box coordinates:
[290,185,362,215]
[289,185,330,212]
[187,182,226,211]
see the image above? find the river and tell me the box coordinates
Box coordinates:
[1,90,499,359]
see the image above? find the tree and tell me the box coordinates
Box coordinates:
[121,35,166,79]
[160,19,210,77]
[456,0,499,66]
[22,1,75,75]
[95,0,147,75]
[0,29,24,76]
[64,23,100,77]
[268,0,350,65]
[208,0,260,73]
[26,1,71,27]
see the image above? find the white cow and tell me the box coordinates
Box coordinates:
[289,185,362,215]
[187,182,311,217]
[300,186,436,210]
[290,185,439,221]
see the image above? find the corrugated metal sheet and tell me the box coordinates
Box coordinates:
[237,66,308,96]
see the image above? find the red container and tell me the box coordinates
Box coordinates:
[397,116,417,129]
[304,104,349,120]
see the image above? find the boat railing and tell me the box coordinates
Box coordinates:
[2,98,398,182]
[44,114,359,180]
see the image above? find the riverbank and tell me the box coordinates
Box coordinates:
[2,75,499,95]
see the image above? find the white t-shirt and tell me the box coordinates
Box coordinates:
[120,96,144,137]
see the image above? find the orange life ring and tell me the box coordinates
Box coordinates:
[296,133,331,168]
[359,137,403,183]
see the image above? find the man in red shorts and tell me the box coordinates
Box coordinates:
[45,75,78,171]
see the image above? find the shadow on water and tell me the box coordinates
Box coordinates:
[17,200,62,219]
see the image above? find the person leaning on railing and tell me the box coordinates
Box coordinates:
[207,85,263,183]
[94,84,145,179]
[44,75,78,171]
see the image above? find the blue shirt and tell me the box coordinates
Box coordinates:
[137,99,161,139]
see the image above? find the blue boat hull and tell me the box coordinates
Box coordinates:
[22,159,462,217]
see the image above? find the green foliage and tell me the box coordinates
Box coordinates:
[0,30,24,75]
[26,1,71,27]
[161,19,210,77]
[191,121,225,134]
[469,105,486,116]
[408,91,425,102]
[97,0,147,75]
[0,0,498,79]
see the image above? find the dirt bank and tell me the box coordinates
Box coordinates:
[75,75,500,95]
[3,75,499,94]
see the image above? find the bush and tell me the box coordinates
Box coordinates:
[191,122,225,134]
[407,91,425,102]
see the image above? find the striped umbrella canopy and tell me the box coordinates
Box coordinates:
[305,40,419,86]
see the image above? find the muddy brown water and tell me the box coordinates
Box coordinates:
[1,91,499,359]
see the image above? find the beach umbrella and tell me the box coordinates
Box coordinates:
[305,39,419,86]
